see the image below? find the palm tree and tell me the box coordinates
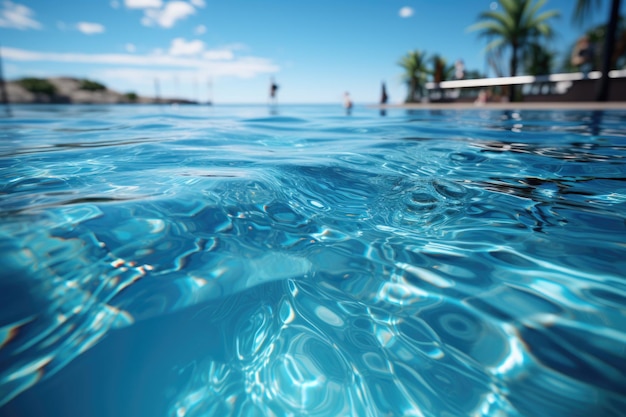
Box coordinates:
[398,50,429,103]
[574,0,623,101]
[431,54,455,83]
[524,42,557,75]
[469,0,560,101]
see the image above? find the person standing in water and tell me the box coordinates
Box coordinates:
[381,82,388,104]
[344,92,353,115]
[269,77,279,104]
[380,82,388,116]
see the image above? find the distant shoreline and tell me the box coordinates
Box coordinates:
[3,77,197,105]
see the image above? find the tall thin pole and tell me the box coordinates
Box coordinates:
[596,0,622,101]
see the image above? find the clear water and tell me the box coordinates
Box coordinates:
[1,104,625,417]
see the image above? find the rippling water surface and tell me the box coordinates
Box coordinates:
[1,104,626,417]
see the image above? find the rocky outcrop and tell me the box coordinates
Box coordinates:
[4,77,197,104]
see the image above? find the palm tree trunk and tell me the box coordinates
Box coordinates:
[406,77,416,103]
[596,0,622,101]
[509,44,518,102]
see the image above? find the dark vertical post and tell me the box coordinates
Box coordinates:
[596,0,622,101]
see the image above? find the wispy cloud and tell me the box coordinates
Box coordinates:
[168,37,234,59]
[125,0,162,9]
[190,0,205,7]
[194,24,206,35]
[110,0,120,9]
[203,50,233,60]
[1,46,279,78]
[0,1,42,30]
[141,1,195,28]
[220,43,249,52]
[399,6,414,18]
[125,43,136,53]
[169,38,204,56]
[76,22,105,35]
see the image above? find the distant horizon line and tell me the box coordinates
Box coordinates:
[6,101,395,106]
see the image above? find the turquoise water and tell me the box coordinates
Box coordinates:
[1,104,625,417]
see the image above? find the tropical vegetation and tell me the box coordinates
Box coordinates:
[124,92,138,102]
[585,17,626,69]
[79,79,107,92]
[562,17,626,72]
[398,50,485,102]
[398,50,429,102]
[398,0,561,103]
[574,0,623,101]
[17,77,57,96]
[430,54,455,83]
[524,42,557,75]
[468,0,560,101]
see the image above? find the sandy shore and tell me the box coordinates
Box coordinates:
[372,101,626,110]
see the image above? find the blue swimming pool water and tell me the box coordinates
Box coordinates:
[1,104,625,417]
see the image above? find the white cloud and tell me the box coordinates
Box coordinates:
[0,1,42,30]
[399,6,414,18]
[169,37,204,56]
[125,0,162,8]
[190,0,205,7]
[167,37,233,60]
[221,42,248,52]
[76,22,105,35]
[203,49,233,60]
[110,0,120,9]
[126,43,136,53]
[1,46,278,78]
[142,1,195,28]
[194,24,206,35]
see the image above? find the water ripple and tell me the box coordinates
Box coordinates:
[1,106,625,416]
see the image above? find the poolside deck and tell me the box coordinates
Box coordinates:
[374,101,626,111]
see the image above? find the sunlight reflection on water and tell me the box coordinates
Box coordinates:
[1,105,626,417]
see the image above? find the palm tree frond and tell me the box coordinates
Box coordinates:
[499,0,521,17]
[532,9,561,24]
[471,20,509,34]
[573,0,603,24]
[527,0,549,19]
[485,38,507,52]
[468,0,560,99]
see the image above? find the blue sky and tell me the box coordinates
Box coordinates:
[1,0,623,104]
